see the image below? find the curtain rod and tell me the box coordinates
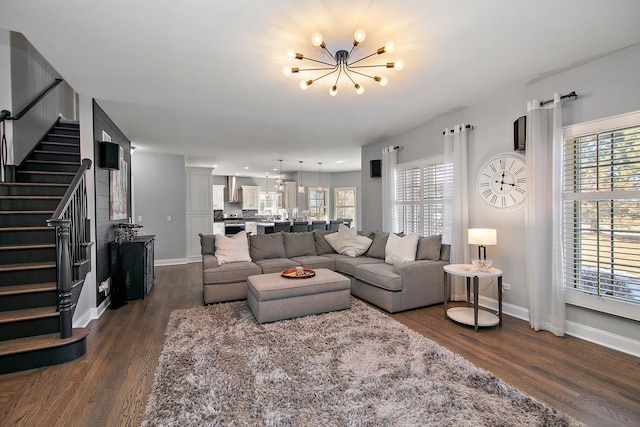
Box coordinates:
[442,124,474,135]
[540,91,577,106]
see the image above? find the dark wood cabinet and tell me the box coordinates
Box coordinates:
[110,235,155,301]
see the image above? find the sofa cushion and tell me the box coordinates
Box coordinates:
[313,230,337,255]
[200,233,215,255]
[283,232,317,258]
[254,258,300,274]
[358,230,375,240]
[335,256,385,276]
[250,232,286,261]
[203,261,262,285]
[290,255,336,271]
[214,231,251,264]
[385,232,419,265]
[416,234,443,261]
[355,263,403,291]
[366,232,389,259]
[324,224,372,257]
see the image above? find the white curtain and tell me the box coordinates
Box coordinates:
[442,125,470,300]
[525,93,566,336]
[381,146,397,232]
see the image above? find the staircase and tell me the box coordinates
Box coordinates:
[0,120,91,374]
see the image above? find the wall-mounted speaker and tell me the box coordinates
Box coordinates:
[370,159,382,178]
[514,116,526,151]
[99,141,120,170]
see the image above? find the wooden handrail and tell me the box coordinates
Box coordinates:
[50,158,92,220]
[2,78,64,121]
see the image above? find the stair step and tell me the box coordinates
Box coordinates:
[0,182,68,196]
[0,196,62,211]
[32,150,81,162]
[46,134,80,144]
[40,141,80,154]
[0,282,56,296]
[0,243,56,266]
[0,327,88,374]
[0,282,57,311]
[0,226,55,245]
[0,306,57,323]
[0,262,56,286]
[52,126,80,136]
[0,328,87,358]
[0,210,54,227]
[16,170,75,184]
[24,159,81,173]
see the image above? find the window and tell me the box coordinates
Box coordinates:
[334,187,356,229]
[394,157,444,235]
[308,189,326,220]
[258,191,278,216]
[563,113,640,318]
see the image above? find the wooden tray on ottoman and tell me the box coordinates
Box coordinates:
[281,268,315,279]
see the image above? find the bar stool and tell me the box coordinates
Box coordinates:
[311,221,327,231]
[292,222,310,232]
[329,219,343,231]
[274,222,291,233]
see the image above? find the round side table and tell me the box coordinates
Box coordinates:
[443,264,503,332]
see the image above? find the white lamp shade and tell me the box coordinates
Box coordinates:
[467,228,497,246]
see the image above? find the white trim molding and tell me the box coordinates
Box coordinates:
[156,258,189,266]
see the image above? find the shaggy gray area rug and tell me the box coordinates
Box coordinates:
[142,299,580,426]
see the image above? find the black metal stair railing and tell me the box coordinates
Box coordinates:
[47,158,92,339]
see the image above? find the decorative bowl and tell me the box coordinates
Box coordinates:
[477,259,493,271]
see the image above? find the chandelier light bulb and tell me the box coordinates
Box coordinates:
[374,76,389,86]
[283,66,292,77]
[394,59,404,70]
[300,80,313,90]
[311,32,324,47]
[287,49,296,59]
[354,83,364,95]
[384,41,395,53]
[353,28,367,44]
[329,85,338,96]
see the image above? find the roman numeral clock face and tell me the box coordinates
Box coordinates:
[477,153,527,211]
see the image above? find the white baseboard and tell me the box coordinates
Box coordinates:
[187,255,203,264]
[477,295,639,357]
[73,296,110,327]
[155,258,188,266]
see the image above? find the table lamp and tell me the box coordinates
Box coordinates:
[468,228,497,260]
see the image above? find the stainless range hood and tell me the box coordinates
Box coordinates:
[226,176,240,202]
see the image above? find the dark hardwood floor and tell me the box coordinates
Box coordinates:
[0,263,638,426]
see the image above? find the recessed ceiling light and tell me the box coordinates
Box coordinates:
[244,166,250,170]
[212,164,218,168]
[335,160,345,164]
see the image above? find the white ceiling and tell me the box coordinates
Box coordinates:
[2,0,640,177]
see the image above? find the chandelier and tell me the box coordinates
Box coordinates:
[283,29,404,96]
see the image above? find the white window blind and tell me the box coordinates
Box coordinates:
[563,124,640,306]
[394,158,444,235]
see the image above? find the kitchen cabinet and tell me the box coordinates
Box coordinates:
[213,222,225,235]
[212,185,225,210]
[241,186,259,210]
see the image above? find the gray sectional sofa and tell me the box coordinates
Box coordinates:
[199,230,450,313]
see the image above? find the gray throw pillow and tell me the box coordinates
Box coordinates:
[283,232,317,258]
[314,230,337,255]
[358,230,375,240]
[249,232,286,261]
[416,234,443,261]
[366,232,389,259]
[199,233,215,255]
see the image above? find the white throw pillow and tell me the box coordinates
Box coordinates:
[324,224,372,257]
[214,231,251,264]
[385,233,419,265]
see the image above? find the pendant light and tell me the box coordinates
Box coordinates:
[277,160,284,193]
[316,162,324,192]
[265,173,270,197]
[298,161,305,193]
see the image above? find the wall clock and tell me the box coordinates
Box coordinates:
[476,153,527,211]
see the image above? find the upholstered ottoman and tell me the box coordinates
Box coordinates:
[247,268,351,324]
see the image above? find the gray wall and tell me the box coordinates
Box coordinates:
[131,152,187,261]
[9,32,74,164]
[93,101,131,307]
[361,44,640,345]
